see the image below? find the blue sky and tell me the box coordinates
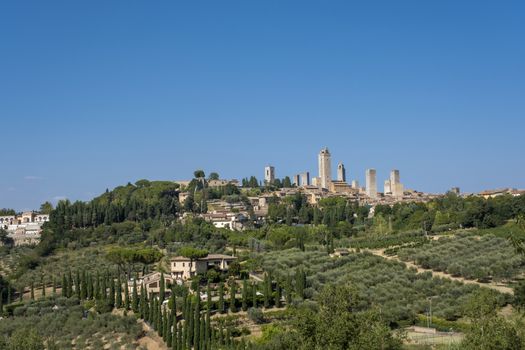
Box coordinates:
[1,1,524,211]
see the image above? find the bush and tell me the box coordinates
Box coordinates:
[248,308,266,324]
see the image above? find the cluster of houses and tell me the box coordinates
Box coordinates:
[129,253,237,296]
[0,211,49,246]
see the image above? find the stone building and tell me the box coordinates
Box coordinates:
[366,169,377,198]
[170,254,237,280]
[264,165,275,185]
[318,148,332,190]
[337,162,346,182]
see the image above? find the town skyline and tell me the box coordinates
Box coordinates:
[3,144,523,212]
[2,1,524,211]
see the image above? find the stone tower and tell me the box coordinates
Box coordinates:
[337,162,346,182]
[366,168,377,198]
[318,148,332,189]
[264,165,275,184]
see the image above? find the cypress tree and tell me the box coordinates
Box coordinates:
[116,277,122,309]
[0,289,4,315]
[275,281,282,308]
[218,282,225,314]
[19,287,23,302]
[242,279,248,311]
[170,293,176,319]
[87,273,93,299]
[75,270,81,299]
[62,274,67,298]
[159,272,165,302]
[285,274,292,304]
[199,316,205,350]
[52,277,56,296]
[140,284,146,318]
[143,288,149,321]
[109,277,116,308]
[194,295,201,350]
[155,299,161,332]
[68,270,73,298]
[252,282,257,308]
[81,271,88,300]
[206,282,212,312]
[171,318,177,350]
[41,275,46,298]
[7,286,11,305]
[263,275,269,308]
[186,301,193,350]
[132,280,139,313]
[177,321,183,350]
[205,309,211,350]
[230,282,236,313]
[100,272,107,301]
[266,272,273,307]
[124,280,130,310]
[166,312,173,347]
[94,273,100,300]
[149,293,155,324]
[30,281,35,300]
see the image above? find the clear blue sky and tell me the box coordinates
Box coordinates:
[1,1,524,211]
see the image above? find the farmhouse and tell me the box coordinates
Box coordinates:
[128,272,175,295]
[170,253,237,280]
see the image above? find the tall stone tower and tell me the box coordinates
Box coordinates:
[390,169,403,198]
[366,168,377,198]
[337,162,346,182]
[264,165,275,185]
[318,148,332,189]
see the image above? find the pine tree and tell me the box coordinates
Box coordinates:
[159,272,165,302]
[218,282,225,314]
[132,280,139,313]
[242,279,248,311]
[230,282,236,313]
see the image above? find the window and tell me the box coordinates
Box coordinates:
[182,263,185,267]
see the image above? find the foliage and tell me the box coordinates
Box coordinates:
[396,234,524,281]
[261,249,503,323]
